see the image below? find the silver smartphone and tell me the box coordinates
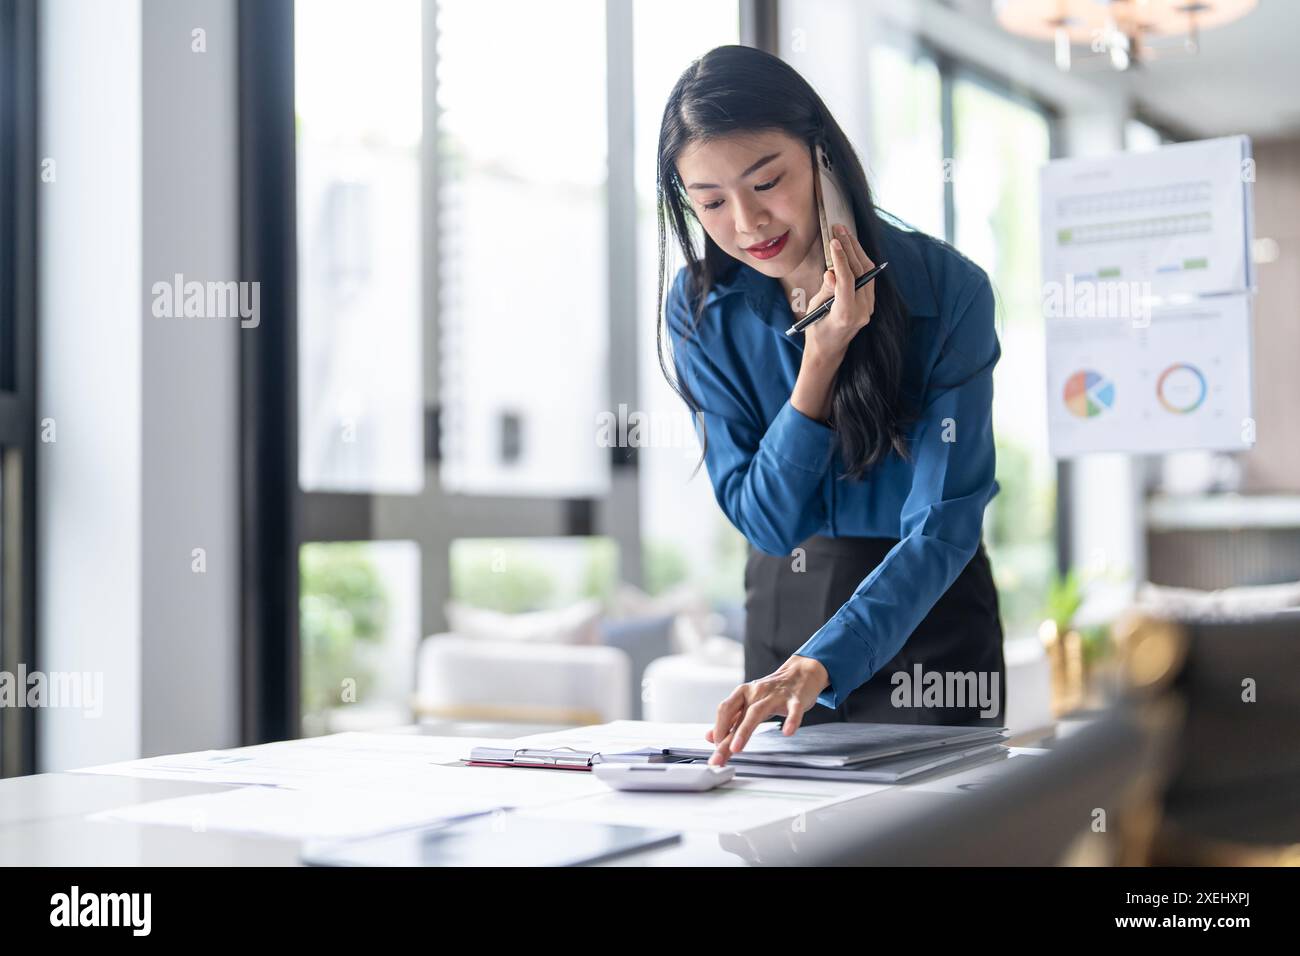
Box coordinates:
[813,141,858,271]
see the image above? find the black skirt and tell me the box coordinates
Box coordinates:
[743,534,1006,728]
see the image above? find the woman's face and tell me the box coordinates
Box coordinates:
[676,128,820,280]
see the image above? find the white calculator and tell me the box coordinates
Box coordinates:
[594,761,735,792]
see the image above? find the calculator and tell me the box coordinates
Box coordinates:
[593,761,736,792]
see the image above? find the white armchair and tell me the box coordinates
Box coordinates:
[641,638,745,723]
[415,633,631,725]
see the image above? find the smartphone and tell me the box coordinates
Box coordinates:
[812,141,858,271]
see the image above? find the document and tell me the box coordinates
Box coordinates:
[84,756,612,841]
[666,723,1007,769]
[1040,135,1253,299]
[1044,293,1254,456]
[87,785,504,841]
[1039,136,1256,457]
[73,732,516,789]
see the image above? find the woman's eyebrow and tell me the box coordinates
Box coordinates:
[686,152,782,190]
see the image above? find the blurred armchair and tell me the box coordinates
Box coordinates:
[415,633,631,725]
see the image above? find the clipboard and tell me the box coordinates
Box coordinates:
[465,745,676,771]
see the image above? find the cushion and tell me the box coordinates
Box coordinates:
[598,614,675,720]
[444,597,602,645]
[1136,580,1300,621]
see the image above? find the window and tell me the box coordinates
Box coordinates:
[278,0,661,738]
[633,0,744,604]
[952,75,1055,639]
[296,0,424,494]
[292,1,426,737]
[436,0,610,498]
[248,2,807,739]
[867,44,945,238]
[868,45,1059,641]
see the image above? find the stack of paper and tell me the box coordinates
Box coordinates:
[664,723,1010,783]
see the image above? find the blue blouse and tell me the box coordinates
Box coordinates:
[665,218,1001,710]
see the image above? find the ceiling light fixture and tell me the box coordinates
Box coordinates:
[994,0,1257,72]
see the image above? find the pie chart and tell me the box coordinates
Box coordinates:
[1157,363,1207,414]
[1063,370,1115,419]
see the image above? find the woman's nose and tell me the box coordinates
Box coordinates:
[734,197,768,237]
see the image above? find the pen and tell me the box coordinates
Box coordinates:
[785,260,889,336]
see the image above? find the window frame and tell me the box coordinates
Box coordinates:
[0,0,38,778]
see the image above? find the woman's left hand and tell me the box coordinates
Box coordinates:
[705,655,830,766]
[801,223,877,362]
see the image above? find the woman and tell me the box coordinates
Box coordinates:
[656,46,1006,767]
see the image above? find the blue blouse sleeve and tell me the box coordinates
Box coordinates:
[792,269,1001,709]
[666,275,836,556]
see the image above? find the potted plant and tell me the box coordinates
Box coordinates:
[1039,570,1086,716]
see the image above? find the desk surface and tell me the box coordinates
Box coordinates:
[0,719,1073,867]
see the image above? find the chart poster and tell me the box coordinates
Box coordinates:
[1040,136,1255,458]
[1040,135,1254,299]
[1045,293,1253,457]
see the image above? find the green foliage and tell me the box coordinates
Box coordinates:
[450,538,618,613]
[712,524,748,603]
[989,438,1042,547]
[300,543,388,717]
[1078,623,1112,665]
[643,538,690,596]
[450,543,556,613]
[578,538,619,603]
[1044,569,1084,635]
[985,437,1057,641]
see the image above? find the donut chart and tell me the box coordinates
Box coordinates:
[1157,362,1207,414]
[1063,370,1115,419]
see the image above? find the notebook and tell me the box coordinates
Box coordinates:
[665,722,1008,770]
[701,740,1009,783]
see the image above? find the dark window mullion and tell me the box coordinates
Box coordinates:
[0,0,37,778]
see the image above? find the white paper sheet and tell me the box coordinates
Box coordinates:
[83,752,613,841]
[73,733,515,789]
[87,786,502,841]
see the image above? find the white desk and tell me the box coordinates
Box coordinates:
[0,720,1072,866]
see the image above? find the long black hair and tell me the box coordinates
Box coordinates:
[656,45,911,481]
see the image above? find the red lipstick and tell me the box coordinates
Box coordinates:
[745,230,789,260]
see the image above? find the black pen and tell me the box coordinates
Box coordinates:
[785,261,889,336]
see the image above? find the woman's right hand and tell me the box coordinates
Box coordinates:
[801,223,877,362]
